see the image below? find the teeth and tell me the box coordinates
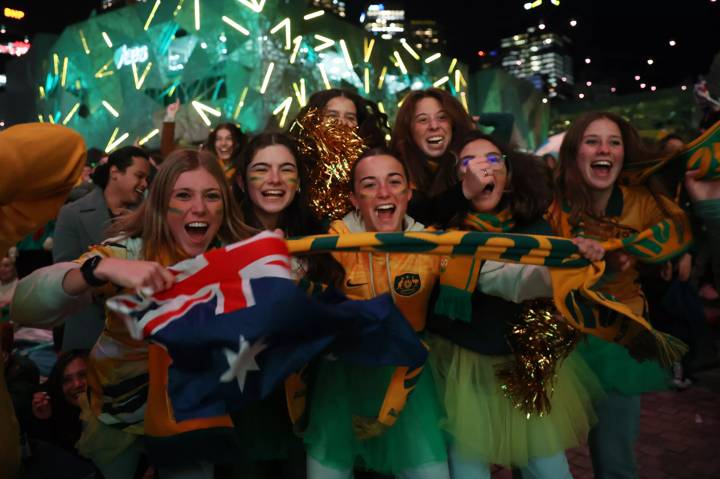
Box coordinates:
[427,136,443,144]
[592,160,612,167]
[376,204,395,211]
[187,222,208,228]
[263,190,284,196]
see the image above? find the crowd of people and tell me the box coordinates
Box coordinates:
[1,86,719,479]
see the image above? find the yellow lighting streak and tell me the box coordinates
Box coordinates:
[53,53,59,76]
[270,17,291,49]
[425,52,441,63]
[138,128,160,145]
[37,114,44,123]
[102,100,120,118]
[377,102,385,114]
[60,57,68,87]
[192,100,221,127]
[79,30,90,54]
[101,31,113,48]
[399,39,420,60]
[339,39,353,70]
[454,69,467,91]
[377,66,387,89]
[75,80,81,90]
[238,0,266,13]
[289,35,302,64]
[38,86,45,99]
[273,97,293,128]
[194,0,200,30]
[48,114,55,124]
[233,86,249,119]
[105,128,119,151]
[448,57,458,73]
[303,10,324,20]
[144,0,161,31]
[292,81,303,107]
[433,76,450,87]
[318,63,331,89]
[95,58,114,78]
[363,37,375,63]
[393,51,407,75]
[132,62,153,89]
[259,62,275,94]
[313,34,334,52]
[363,67,370,94]
[62,102,80,125]
[168,83,178,97]
[106,131,130,153]
[460,92,469,112]
[221,16,250,36]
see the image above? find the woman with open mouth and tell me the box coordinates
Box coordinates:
[302,148,450,479]
[390,88,482,227]
[12,149,252,479]
[427,130,603,479]
[549,111,692,479]
[227,132,344,479]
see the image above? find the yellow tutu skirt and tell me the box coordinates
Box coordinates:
[429,335,604,467]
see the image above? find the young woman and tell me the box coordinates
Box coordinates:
[224,132,343,479]
[294,89,390,149]
[427,131,603,479]
[390,88,476,225]
[29,350,89,454]
[549,111,691,479]
[12,150,252,479]
[302,148,449,479]
[203,123,248,180]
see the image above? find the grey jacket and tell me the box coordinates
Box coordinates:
[51,186,111,351]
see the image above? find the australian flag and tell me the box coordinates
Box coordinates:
[107,231,426,422]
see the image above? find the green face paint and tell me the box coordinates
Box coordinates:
[168,206,185,215]
[248,175,265,183]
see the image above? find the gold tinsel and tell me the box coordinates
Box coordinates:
[289,108,368,220]
[495,299,578,417]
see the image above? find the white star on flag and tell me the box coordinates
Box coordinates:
[220,335,268,392]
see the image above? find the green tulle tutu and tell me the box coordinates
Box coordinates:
[429,335,604,468]
[303,358,447,474]
[577,334,670,395]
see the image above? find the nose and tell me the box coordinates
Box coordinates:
[140,178,148,190]
[597,140,611,154]
[429,117,440,129]
[376,182,392,198]
[267,167,282,184]
[190,195,209,214]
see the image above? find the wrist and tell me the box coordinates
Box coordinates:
[81,256,109,286]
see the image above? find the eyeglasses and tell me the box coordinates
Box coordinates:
[460,152,507,168]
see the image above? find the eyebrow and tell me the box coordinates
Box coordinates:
[583,134,622,139]
[172,187,221,193]
[249,162,297,168]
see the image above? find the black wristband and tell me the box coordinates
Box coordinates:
[80,256,108,287]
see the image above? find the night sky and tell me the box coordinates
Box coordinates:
[9,0,720,95]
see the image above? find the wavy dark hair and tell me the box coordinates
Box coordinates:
[294,88,390,149]
[447,131,552,229]
[90,146,150,190]
[390,88,475,196]
[233,132,344,287]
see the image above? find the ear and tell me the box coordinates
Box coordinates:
[349,191,359,210]
[406,186,413,203]
[109,165,120,178]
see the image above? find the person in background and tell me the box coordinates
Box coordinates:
[293,88,390,149]
[52,146,151,352]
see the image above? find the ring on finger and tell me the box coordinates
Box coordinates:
[482,168,489,176]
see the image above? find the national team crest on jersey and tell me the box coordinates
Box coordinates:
[394,273,421,296]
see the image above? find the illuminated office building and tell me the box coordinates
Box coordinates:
[500,26,573,99]
[309,0,347,18]
[362,3,405,40]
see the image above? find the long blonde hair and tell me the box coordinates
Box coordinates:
[107,149,252,265]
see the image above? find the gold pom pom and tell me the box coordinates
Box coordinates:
[290,108,368,221]
[495,299,578,417]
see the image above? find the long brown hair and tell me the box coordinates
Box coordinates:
[107,149,252,264]
[555,111,654,226]
[390,88,474,196]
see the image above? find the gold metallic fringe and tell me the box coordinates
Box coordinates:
[290,108,368,220]
[495,299,578,418]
